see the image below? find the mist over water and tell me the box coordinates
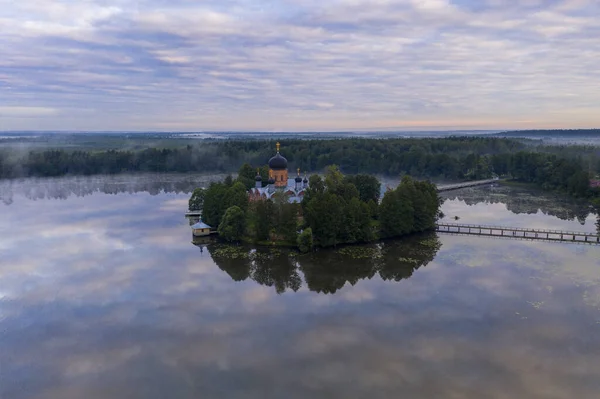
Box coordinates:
[1,175,599,399]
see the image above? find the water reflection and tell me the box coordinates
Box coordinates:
[444,185,594,224]
[204,234,442,294]
[0,173,228,205]
[2,176,600,399]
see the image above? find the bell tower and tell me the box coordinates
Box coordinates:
[268,142,289,188]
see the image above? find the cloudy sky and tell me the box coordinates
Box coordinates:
[1,0,599,131]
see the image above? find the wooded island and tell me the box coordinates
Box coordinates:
[189,144,442,252]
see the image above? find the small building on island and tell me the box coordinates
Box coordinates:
[191,221,212,237]
[248,142,309,203]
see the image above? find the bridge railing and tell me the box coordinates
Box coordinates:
[436,222,598,237]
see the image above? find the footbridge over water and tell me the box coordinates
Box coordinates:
[436,178,501,192]
[436,223,600,244]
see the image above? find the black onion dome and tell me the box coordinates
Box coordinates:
[268,152,288,170]
[268,177,275,185]
[295,175,302,183]
[303,177,308,183]
[255,173,262,181]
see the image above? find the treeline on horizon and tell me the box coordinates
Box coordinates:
[1,137,599,197]
[496,129,600,137]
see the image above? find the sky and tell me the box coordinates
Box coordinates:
[1,0,599,132]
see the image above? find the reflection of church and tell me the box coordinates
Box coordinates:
[248,142,308,203]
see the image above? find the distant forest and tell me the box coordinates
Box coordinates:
[496,129,600,137]
[1,137,599,197]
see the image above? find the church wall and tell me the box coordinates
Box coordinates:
[272,169,288,187]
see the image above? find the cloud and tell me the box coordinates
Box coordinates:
[0,106,59,117]
[1,0,600,130]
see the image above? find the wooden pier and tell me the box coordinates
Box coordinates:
[436,223,600,244]
[436,179,501,192]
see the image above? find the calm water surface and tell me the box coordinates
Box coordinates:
[1,176,600,399]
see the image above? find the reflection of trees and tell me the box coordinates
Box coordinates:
[207,233,442,295]
[207,245,302,294]
[378,235,440,281]
[444,186,593,224]
[0,174,227,204]
[253,250,302,294]
[300,247,378,294]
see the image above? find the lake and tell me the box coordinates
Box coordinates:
[1,175,600,398]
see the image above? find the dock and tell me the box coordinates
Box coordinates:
[436,223,600,244]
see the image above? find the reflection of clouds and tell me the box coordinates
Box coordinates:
[442,185,598,233]
[2,177,600,398]
[339,286,375,303]
[159,198,189,213]
[242,286,272,306]
[64,346,142,378]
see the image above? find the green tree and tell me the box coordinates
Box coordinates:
[567,171,590,197]
[379,187,414,238]
[226,181,249,212]
[218,206,246,242]
[308,174,325,195]
[324,165,344,192]
[273,195,299,243]
[342,197,374,243]
[252,199,274,241]
[237,163,258,190]
[305,192,343,247]
[188,188,205,211]
[367,199,379,220]
[203,182,229,227]
[345,174,381,203]
[297,228,314,253]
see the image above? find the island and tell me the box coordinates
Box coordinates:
[189,142,442,252]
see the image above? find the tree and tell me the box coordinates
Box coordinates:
[305,192,343,247]
[367,199,379,220]
[203,182,229,227]
[324,165,344,193]
[343,197,374,243]
[379,186,414,238]
[226,181,249,212]
[252,199,274,241]
[345,174,381,203]
[218,206,246,242]
[567,171,590,197]
[308,174,325,195]
[278,203,299,243]
[188,188,205,211]
[238,163,258,190]
[297,228,313,253]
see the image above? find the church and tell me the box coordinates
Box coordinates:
[248,142,308,203]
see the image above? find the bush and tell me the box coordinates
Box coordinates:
[297,228,313,253]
